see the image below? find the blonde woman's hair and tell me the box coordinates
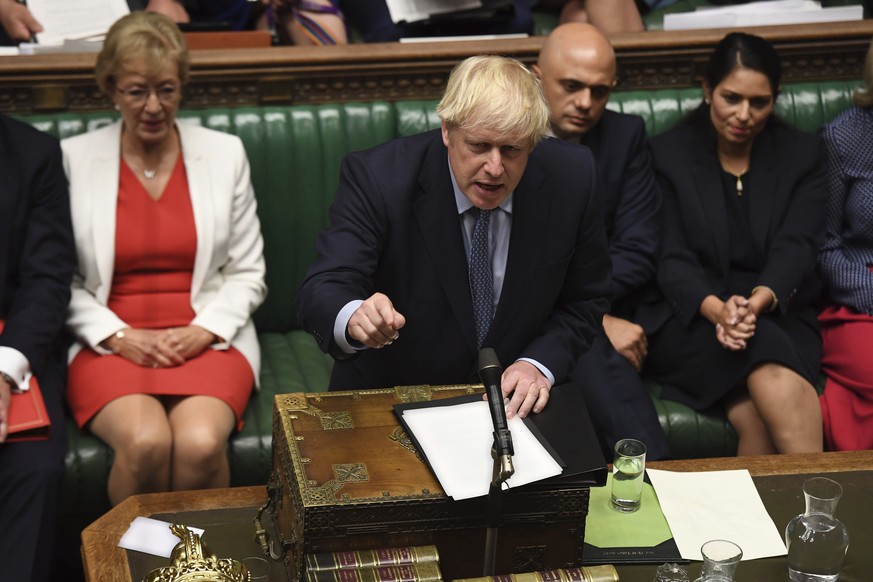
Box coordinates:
[95,11,189,95]
[436,55,551,147]
[853,39,873,108]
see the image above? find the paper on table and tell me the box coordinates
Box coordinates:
[646,469,786,561]
[118,516,205,558]
[400,400,562,500]
[385,0,482,24]
[664,0,862,30]
[27,0,130,45]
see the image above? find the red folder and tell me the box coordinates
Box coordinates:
[0,319,51,442]
[7,376,50,442]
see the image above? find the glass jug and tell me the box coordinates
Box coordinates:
[785,477,850,582]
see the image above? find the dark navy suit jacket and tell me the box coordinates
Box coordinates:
[581,110,661,319]
[649,119,825,331]
[0,114,74,581]
[571,110,669,460]
[296,129,611,390]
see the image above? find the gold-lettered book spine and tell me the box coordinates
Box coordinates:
[306,545,441,571]
[452,565,619,582]
[305,562,443,582]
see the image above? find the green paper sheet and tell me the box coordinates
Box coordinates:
[585,473,674,548]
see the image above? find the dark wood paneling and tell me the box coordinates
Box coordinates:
[2,20,871,114]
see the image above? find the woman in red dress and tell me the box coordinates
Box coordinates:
[62,12,266,505]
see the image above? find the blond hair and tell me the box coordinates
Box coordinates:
[436,55,550,147]
[95,12,189,95]
[854,39,873,108]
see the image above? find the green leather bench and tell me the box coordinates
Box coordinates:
[25,79,858,550]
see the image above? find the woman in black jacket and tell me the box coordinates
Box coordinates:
[644,32,826,455]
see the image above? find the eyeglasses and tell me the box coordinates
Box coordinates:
[116,85,180,106]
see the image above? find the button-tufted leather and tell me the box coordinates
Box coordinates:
[20,78,858,537]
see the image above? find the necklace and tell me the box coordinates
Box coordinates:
[143,169,156,180]
[725,165,749,196]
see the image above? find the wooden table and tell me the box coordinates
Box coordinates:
[81,450,873,581]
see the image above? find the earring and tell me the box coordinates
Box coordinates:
[114,103,120,111]
[704,99,711,105]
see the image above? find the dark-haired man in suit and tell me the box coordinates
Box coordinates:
[297,55,611,420]
[0,113,75,580]
[534,22,669,459]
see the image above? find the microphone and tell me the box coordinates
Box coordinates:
[478,348,514,483]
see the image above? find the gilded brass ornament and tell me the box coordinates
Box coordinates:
[143,523,250,582]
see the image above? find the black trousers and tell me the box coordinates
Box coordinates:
[571,331,670,461]
[0,364,66,582]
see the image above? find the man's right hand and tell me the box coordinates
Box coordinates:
[0,0,42,42]
[347,292,406,349]
[603,314,647,371]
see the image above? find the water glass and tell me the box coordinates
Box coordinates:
[610,438,646,512]
[694,539,742,582]
[653,563,690,582]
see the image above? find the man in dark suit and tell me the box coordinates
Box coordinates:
[533,23,670,459]
[0,114,74,580]
[296,55,611,419]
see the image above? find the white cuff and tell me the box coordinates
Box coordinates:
[0,346,32,392]
[517,357,555,387]
[334,300,366,354]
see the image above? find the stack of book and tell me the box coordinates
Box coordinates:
[453,565,619,582]
[304,545,443,582]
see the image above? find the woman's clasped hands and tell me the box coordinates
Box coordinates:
[104,326,216,368]
[710,295,757,352]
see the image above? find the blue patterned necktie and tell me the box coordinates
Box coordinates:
[469,208,494,349]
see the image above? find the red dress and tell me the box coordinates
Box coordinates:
[67,155,253,429]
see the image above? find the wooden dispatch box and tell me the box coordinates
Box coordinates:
[269,385,594,581]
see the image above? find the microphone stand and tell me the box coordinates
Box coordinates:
[479,347,515,577]
[484,437,514,576]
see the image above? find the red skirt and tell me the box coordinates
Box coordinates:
[67,346,253,430]
[818,304,873,451]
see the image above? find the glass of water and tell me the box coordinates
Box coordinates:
[610,438,646,512]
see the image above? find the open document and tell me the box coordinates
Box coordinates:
[398,399,563,500]
[27,0,130,45]
[663,0,862,31]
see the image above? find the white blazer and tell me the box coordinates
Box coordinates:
[62,120,267,386]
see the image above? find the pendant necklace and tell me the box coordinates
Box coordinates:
[143,168,156,180]
[727,166,749,196]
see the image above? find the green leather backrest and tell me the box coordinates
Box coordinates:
[21,79,861,334]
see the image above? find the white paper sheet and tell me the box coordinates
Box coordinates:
[646,469,787,561]
[400,399,562,500]
[664,0,862,31]
[400,33,528,43]
[27,0,130,45]
[118,516,205,558]
[385,0,483,24]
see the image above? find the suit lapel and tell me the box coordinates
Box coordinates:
[490,157,547,343]
[747,129,779,255]
[178,123,214,300]
[413,136,478,350]
[691,132,731,278]
[91,123,122,302]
